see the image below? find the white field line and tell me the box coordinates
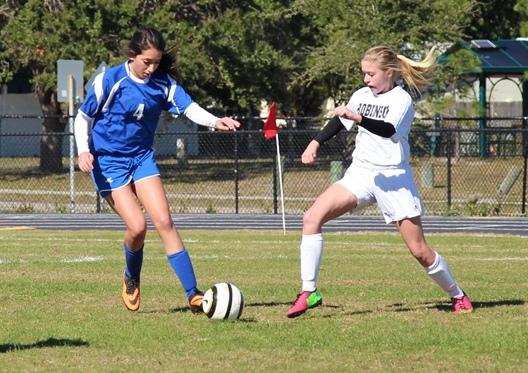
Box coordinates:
[473,257,528,261]
[0,236,398,247]
[1,256,527,265]
[0,236,525,252]
[61,256,104,263]
[0,256,103,264]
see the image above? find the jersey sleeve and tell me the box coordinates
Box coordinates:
[79,72,106,118]
[166,77,193,115]
[340,94,359,130]
[384,88,413,131]
[73,110,92,154]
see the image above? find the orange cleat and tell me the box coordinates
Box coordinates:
[188,291,204,314]
[122,276,140,312]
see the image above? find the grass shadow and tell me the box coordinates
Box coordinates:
[0,338,89,353]
[166,301,293,314]
[245,301,292,307]
[316,299,526,318]
[388,298,525,313]
[168,306,195,314]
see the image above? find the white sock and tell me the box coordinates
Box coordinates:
[300,233,323,292]
[425,252,463,298]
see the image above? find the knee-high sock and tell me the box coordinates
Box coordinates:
[300,233,324,292]
[425,252,463,298]
[167,249,198,299]
[124,243,143,281]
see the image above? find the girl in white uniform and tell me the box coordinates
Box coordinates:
[287,46,473,318]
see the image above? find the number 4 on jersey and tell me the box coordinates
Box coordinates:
[133,104,145,120]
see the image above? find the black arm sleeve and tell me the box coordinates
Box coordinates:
[314,116,345,145]
[359,117,396,138]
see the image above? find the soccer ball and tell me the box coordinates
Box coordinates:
[202,282,244,321]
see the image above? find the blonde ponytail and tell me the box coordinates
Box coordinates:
[362,46,437,96]
[397,47,436,96]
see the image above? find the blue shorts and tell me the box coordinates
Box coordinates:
[90,149,160,198]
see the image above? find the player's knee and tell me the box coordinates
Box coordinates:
[152,214,174,232]
[127,219,147,239]
[409,243,434,266]
[303,209,322,231]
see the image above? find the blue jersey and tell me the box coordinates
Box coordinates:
[80,62,193,156]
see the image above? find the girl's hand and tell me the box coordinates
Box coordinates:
[77,152,94,173]
[301,140,320,165]
[214,117,241,131]
[334,105,359,122]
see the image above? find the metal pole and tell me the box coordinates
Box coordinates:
[68,74,76,213]
[522,80,528,213]
[431,112,440,155]
[479,74,487,158]
[234,131,239,214]
[522,123,528,214]
[522,150,527,215]
[0,84,6,156]
[447,129,452,210]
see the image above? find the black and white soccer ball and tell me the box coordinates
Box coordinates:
[202,282,244,321]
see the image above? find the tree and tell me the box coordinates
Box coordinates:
[0,0,489,162]
[291,0,476,107]
[149,0,322,116]
[464,0,521,40]
[0,0,317,171]
[515,0,528,36]
[0,0,153,172]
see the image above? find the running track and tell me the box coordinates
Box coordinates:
[0,214,528,236]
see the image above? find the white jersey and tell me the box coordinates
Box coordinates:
[341,86,414,168]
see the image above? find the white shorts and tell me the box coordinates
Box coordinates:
[336,162,424,224]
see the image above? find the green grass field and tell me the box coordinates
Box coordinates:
[0,229,527,372]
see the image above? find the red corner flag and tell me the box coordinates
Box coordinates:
[263,101,278,140]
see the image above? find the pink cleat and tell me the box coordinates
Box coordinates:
[452,292,473,314]
[287,290,322,318]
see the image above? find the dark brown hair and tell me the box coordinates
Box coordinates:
[127,27,177,76]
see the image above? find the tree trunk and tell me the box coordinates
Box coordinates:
[37,88,66,172]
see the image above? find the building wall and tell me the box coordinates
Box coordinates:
[0,92,42,156]
[455,76,524,117]
[0,92,199,157]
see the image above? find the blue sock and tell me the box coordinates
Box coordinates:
[167,249,198,299]
[124,243,143,281]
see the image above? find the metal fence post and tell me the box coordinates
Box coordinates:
[234,130,239,214]
[479,75,487,158]
[96,193,101,213]
[431,112,440,155]
[522,122,528,214]
[447,129,452,210]
[68,75,76,213]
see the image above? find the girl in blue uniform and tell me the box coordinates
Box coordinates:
[74,27,240,313]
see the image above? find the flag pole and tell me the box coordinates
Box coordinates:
[274,133,286,235]
[262,101,286,234]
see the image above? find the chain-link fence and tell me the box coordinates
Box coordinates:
[1,115,527,216]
